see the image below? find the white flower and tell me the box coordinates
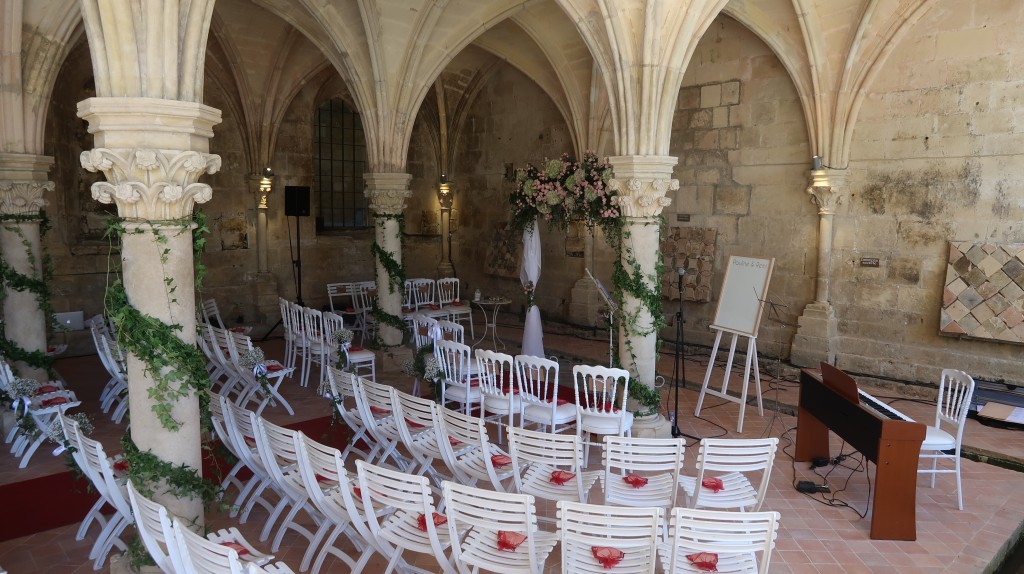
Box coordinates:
[332,329,355,345]
[6,377,39,401]
[239,348,266,371]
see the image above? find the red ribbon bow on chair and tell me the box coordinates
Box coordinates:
[686,552,719,572]
[497,530,527,551]
[592,546,625,569]
[623,474,648,489]
[550,470,576,485]
[701,477,724,493]
[491,454,512,468]
[416,512,448,531]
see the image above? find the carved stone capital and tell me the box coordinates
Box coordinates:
[807,168,843,215]
[609,176,676,218]
[365,173,413,215]
[0,181,52,215]
[80,148,221,220]
[607,155,678,218]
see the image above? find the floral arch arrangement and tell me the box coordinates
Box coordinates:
[508,152,620,238]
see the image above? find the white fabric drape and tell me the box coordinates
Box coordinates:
[521,221,545,357]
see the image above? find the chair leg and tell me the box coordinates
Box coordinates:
[930,456,938,488]
[955,455,964,510]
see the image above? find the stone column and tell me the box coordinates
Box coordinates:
[437,182,454,278]
[790,168,843,367]
[365,173,412,346]
[0,153,54,381]
[256,173,271,273]
[609,156,677,438]
[78,97,221,522]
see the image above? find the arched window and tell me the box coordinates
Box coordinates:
[314,99,367,229]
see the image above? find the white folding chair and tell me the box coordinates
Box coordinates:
[410,278,447,320]
[59,412,110,545]
[659,507,780,574]
[476,349,519,444]
[391,388,448,485]
[355,460,457,574]
[515,355,575,434]
[223,401,277,522]
[325,367,378,462]
[437,320,465,344]
[601,436,686,512]
[919,368,976,510]
[207,392,250,510]
[172,518,295,574]
[203,298,252,334]
[435,407,516,492]
[79,433,133,569]
[435,278,474,339]
[249,414,326,556]
[294,432,379,574]
[436,339,481,416]
[443,481,558,574]
[12,390,81,468]
[557,500,663,574]
[681,438,778,512]
[278,298,297,373]
[325,310,376,382]
[507,426,599,507]
[573,365,633,464]
[410,314,442,398]
[300,306,331,389]
[353,379,410,471]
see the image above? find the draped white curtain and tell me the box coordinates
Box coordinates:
[520,222,545,357]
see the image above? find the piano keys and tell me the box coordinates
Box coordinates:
[795,364,926,540]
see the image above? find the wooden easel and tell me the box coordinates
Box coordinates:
[694,256,774,432]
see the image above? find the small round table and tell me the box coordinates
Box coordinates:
[472,296,511,350]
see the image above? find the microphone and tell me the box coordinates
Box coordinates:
[677,267,685,276]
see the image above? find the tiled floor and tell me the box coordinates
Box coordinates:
[0,313,1022,573]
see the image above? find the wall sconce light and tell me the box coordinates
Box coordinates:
[438,173,453,210]
[258,166,274,209]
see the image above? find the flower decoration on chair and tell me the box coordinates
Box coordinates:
[403,343,442,402]
[509,152,619,237]
[239,347,272,399]
[47,412,93,449]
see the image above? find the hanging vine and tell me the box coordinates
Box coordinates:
[0,211,56,375]
[103,212,218,504]
[369,212,409,344]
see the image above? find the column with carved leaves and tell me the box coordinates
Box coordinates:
[78,98,221,522]
[365,173,412,346]
[609,155,677,395]
[0,154,54,381]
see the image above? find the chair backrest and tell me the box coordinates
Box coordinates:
[202,298,224,327]
[127,480,186,574]
[476,349,515,397]
[515,355,559,403]
[435,278,460,305]
[435,339,471,386]
[354,460,447,557]
[301,306,326,346]
[573,365,631,413]
[293,432,349,532]
[692,438,778,511]
[666,507,780,574]
[602,436,685,509]
[413,314,440,349]
[354,379,401,446]
[222,400,268,477]
[437,320,464,344]
[937,369,975,439]
[507,425,584,474]
[251,413,305,499]
[172,518,247,574]
[278,298,291,332]
[351,281,377,313]
[286,302,307,344]
[557,500,663,574]
[409,278,436,309]
[327,282,354,313]
[83,433,134,522]
[442,481,545,573]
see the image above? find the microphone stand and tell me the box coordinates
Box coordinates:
[671,267,685,438]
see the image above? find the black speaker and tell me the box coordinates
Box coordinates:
[284,186,310,217]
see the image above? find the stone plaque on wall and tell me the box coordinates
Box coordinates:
[941,241,1024,344]
[661,227,717,302]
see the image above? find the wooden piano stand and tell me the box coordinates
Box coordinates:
[795,369,926,541]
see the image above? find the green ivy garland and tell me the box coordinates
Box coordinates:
[369,212,409,345]
[0,211,56,375]
[104,212,220,567]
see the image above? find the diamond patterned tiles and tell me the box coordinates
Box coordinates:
[661,226,717,302]
[941,241,1024,344]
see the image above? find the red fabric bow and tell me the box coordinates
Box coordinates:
[623,474,648,489]
[267,364,283,372]
[344,306,355,312]
[35,385,59,395]
[230,326,246,333]
[592,546,625,569]
[686,552,719,572]
[243,435,256,446]
[429,305,441,310]
[41,397,68,407]
[416,512,448,531]
[451,301,463,306]
[405,418,426,429]
[497,530,528,551]
[350,346,364,352]
[550,470,576,485]
[352,486,362,498]
[491,454,512,468]
[701,477,724,493]
[370,406,391,415]
[113,459,129,474]
[599,402,620,413]
[315,474,332,483]
[549,398,570,406]
[448,436,463,447]
[219,542,250,556]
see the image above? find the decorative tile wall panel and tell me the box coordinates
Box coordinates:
[941,241,1024,344]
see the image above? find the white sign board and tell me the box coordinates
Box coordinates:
[710,256,775,337]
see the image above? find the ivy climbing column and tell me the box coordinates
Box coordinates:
[78,98,221,523]
[0,154,54,381]
[610,155,677,437]
[365,173,411,346]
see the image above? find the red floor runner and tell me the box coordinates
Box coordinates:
[0,415,347,542]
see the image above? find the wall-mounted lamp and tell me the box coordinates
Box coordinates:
[437,173,453,210]
[258,166,274,209]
